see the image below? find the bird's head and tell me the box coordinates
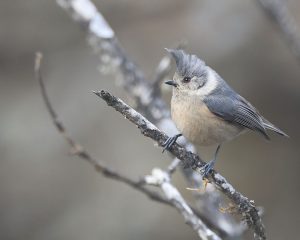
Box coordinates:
[165,48,218,98]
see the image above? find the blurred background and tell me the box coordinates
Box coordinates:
[1,0,300,239]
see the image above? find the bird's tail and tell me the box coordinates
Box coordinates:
[262,118,289,137]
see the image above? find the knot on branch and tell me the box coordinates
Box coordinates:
[145,168,170,185]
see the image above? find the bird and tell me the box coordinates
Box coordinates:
[162,48,288,177]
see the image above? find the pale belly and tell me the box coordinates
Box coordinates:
[171,97,243,146]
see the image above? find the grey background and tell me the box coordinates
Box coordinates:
[1,0,299,239]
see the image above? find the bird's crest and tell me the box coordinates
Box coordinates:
[165,48,206,78]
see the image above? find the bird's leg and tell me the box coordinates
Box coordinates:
[200,144,221,177]
[162,134,182,153]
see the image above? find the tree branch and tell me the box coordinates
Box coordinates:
[257,0,300,62]
[151,55,172,96]
[56,0,243,238]
[95,90,266,240]
[145,168,221,240]
[35,52,171,204]
[56,0,265,239]
[151,42,186,96]
[35,52,227,239]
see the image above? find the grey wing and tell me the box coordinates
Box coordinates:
[203,94,270,139]
[260,115,288,137]
[238,95,288,137]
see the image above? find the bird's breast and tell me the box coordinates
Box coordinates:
[171,96,243,146]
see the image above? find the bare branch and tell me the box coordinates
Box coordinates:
[56,1,265,238]
[145,168,221,240]
[95,90,266,240]
[151,55,172,96]
[56,0,242,237]
[257,0,300,62]
[35,53,228,239]
[35,52,173,209]
[151,41,187,97]
[166,158,181,175]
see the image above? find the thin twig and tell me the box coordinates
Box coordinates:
[95,90,266,240]
[35,52,172,208]
[166,158,181,175]
[152,41,187,96]
[151,55,172,96]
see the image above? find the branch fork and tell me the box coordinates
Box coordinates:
[48,1,272,238]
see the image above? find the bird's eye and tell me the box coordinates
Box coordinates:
[182,77,191,83]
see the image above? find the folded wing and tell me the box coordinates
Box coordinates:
[203,93,288,139]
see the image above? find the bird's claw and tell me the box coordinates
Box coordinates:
[161,137,176,153]
[199,144,220,177]
[200,160,215,177]
[161,134,182,153]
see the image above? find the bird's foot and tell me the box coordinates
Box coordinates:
[200,160,215,177]
[161,134,182,153]
[199,145,221,178]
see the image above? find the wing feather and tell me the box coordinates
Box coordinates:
[234,104,269,139]
[203,94,270,139]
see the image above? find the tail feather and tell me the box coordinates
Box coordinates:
[262,118,289,137]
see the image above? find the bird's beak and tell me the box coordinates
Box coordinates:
[164,80,178,87]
